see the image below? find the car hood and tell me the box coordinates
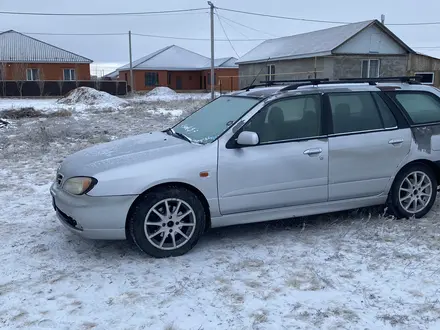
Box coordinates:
[59,131,198,177]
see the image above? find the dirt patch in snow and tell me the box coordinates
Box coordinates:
[0,107,72,119]
[57,87,128,108]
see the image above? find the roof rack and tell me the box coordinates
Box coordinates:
[240,78,330,91]
[279,76,423,91]
[259,78,330,86]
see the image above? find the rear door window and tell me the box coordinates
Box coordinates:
[390,92,440,124]
[328,92,385,134]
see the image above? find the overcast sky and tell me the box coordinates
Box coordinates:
[2,0,440,75]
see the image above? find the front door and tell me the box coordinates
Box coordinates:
[176,76,182,90]
[326,91,411,200]
[218,94,329,215]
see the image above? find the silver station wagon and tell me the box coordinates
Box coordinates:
[51,77,440,258]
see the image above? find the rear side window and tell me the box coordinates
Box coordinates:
[372,93,397,128]
[328,92,386,134]
[392,92,440,124]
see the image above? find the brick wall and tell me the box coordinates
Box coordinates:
[0,63,90,80]
[203,68,239,91]
[120,68,239,91]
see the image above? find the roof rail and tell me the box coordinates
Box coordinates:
[259,78,330,86]
[338,76,422,84]
[240,78,330,91]
[279,76,423,91]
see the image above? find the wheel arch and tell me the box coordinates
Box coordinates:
[395,159,440,185]
[125,181,212,239]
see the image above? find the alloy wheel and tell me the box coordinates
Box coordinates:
[398,170,433,214]
[144,198,196,250]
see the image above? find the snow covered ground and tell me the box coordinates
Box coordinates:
[1,95,440,330]
[0,87,216,117]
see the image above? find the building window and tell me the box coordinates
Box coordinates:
[266,64,275,81]
[0,69,2,80]
[26,68,39,81]
[145,72,159,86]
[361,59,380,78]
[189,75,192,81]
[63,69,76,81]
[415,72,435,85]
[167,72,171,85]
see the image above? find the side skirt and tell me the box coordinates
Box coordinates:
[210,195,387,228]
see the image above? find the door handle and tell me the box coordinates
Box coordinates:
[389,138,404,145]
[303,148,322,155]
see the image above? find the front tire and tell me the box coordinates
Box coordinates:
[388,164,437,219]
[128,186,206,258]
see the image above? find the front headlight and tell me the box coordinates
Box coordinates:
[63,177,97,195]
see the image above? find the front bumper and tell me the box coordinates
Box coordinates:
[50,182,138,240]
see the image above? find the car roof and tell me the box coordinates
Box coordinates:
[227,77,438,100]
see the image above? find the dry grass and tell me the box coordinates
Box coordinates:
[0,107,72,119]
[2,101,440,329]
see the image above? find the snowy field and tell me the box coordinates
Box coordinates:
[1,91,440,330]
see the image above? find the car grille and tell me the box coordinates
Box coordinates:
[56,173,64,186]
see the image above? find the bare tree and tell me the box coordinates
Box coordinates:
[95,77,102,91]
[57,73,64,96]
[115,78,120,95]
[0,62,7,97]
[37,69,45,97]
[12,63,28,97]
[75,63,81,88]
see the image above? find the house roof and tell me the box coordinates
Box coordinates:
[236,20,414,64]
[102,70,119,79]
[0,30,92,63]
[118,45,238,71]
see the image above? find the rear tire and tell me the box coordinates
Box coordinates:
[388,164,437,219]
[128,186,206,258]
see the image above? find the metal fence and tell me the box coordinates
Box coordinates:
[0,80,129,97]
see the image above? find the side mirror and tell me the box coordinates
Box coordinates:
[236,131,259,146]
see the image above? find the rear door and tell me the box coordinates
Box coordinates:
[326,91,411,201]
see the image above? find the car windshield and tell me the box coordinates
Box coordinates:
[172,96,260,144]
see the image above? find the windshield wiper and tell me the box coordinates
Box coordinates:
[167,128,192,143]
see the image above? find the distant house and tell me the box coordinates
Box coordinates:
[117,45,239,91]
[237,20,440,88]
[0,30,92,82]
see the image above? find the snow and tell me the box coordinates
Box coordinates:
[147,109,183,117]
[57,87,129,111]
[146,86,177,97]
[2,100,440,329]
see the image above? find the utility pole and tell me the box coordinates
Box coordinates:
[128,30,134,94]
[381,14,385,24]
[208,1,215,100]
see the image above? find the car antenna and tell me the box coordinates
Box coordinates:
[246,57,271,91]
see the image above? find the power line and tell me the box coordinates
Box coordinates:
[216,15,251,40]
[14,30,440,49]
[215,10,240,57]
[13,31,267,40]
[217,13,278,38]
[0,8,206,17]
[24,32,127,36]
[216,7,350,24]
[132,32,266,41]
[388,22,440,26]
[216,7,440,26]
